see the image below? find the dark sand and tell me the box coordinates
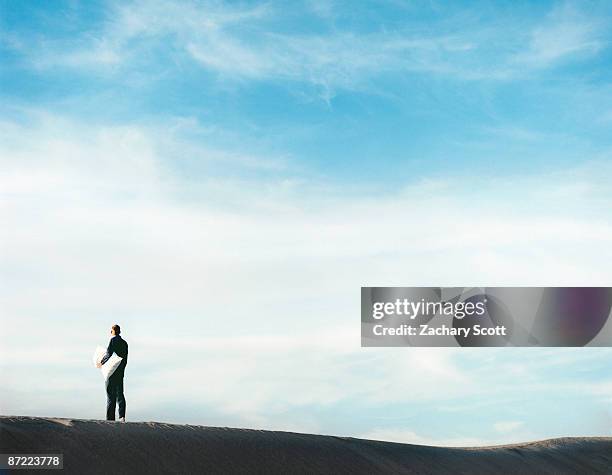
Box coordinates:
[1,416,610,474]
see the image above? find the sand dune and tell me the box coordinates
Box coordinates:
[1,416,610,474]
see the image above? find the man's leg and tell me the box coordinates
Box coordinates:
[116,376,126,420]
[106,377,117,421]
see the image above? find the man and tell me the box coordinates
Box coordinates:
[97,324,128,422]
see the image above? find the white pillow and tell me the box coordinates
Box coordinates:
[93,346,124,382]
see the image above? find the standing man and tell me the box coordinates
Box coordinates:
[97,324,128,422]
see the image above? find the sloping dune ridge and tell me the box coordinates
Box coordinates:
[1,417,610,474]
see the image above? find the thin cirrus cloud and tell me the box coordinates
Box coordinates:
[10,0,608,92]
[513,3,605,68]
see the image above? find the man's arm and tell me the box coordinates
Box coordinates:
[100,338,114,366]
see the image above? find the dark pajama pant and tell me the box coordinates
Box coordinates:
[106,371,126,421]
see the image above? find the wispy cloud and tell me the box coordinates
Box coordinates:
[494,420,525,433]
[7,0,609,97]
[512,3,605,69]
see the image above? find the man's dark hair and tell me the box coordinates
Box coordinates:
[112,324,121,335]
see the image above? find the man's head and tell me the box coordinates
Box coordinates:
[111,324,121,336]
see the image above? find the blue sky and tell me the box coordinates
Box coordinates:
[1,0,611,445]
